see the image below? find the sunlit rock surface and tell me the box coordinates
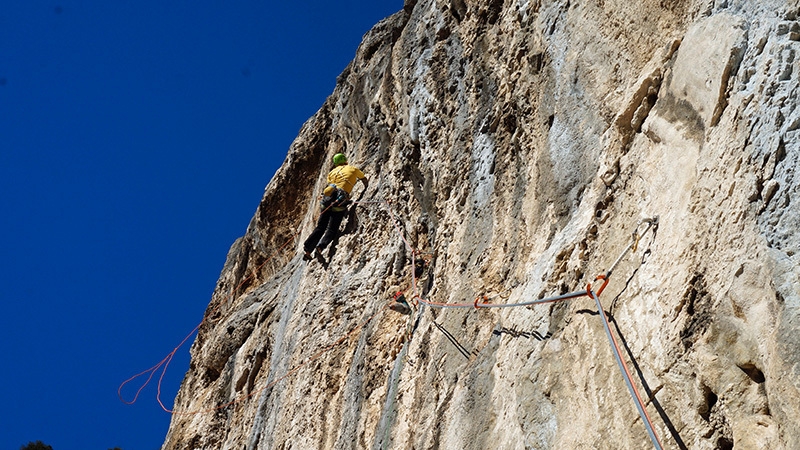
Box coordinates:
[163,1,800,448]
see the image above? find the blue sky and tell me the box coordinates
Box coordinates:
[0,1,401,449]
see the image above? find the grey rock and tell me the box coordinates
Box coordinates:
[163,1,800,449]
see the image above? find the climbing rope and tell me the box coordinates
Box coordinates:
[172,302,391,416]
[118,233,297,412]
[119,198,375,414]
[123,182,665,450]
[590,288,663,450]
[382,198,663,449]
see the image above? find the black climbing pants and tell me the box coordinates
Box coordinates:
[303,208,346,253]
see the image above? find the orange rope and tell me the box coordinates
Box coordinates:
[168,302,391,416]
[590,289,663,449]
[383,200,662,448]
[118,234,296,411]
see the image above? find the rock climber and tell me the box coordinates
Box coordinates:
[303,153,368,262]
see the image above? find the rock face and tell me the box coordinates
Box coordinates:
[162,0,800,449]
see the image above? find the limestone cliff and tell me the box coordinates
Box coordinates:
[162,0,800,448]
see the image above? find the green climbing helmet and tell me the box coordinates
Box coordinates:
[333,153,347,166]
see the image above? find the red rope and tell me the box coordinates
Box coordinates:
[118,234,296,411]
[168,302,391,416]
[591,289,663,449]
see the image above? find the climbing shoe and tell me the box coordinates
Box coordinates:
[302,251,312,261]
[314,247,327,264]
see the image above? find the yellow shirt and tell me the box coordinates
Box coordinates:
[327,164,365,194]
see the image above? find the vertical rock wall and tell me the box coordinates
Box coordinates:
[163,0,800,448]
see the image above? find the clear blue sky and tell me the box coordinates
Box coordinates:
[0,1,401,449]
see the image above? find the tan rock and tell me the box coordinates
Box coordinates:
[162,1,800,449]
